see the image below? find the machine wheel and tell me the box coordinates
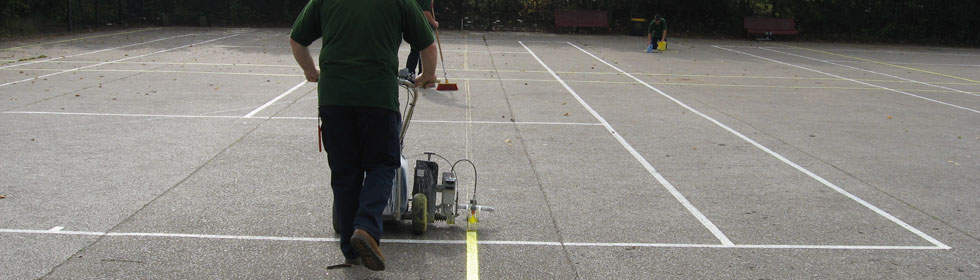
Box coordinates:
[332,204,340,234]
[411,193,428,235]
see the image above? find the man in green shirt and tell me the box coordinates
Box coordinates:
[647,14,668,47]
[405,0,438,77]
[289,0,438,271]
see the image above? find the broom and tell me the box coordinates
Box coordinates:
[434,28,458,91]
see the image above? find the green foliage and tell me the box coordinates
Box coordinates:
[2,0,978,45]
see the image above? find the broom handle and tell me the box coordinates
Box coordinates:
[435,28,449,82]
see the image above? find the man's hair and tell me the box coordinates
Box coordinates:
[654,14,662,21]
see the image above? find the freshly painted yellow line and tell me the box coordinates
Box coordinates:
[466,230,479,280]
[0,28,161,51]
[774,43,980,85]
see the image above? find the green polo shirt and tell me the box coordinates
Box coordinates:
[648,18,667,38]
[290,0,435,112]
[416,0,431,11]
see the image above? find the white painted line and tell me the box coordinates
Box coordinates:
[0,34,239,88]
[6,67,977,94]
[29,60,299,68]
[0,28,161,51]
[0,111,603,126]
[413,120,603,126]
[714,46,979,114]
[2,68,302,78]
[825,60,980,68]
[463,39,470,71]
[107,232,335,242]
[0,34,198,70]
[725,244,946,250]
[0,228,945,250]
[521,40,572,44]
[762,46,980,57]
[569,42,951,250]
[243,81,308,118]
[0,229,103,236]
[48,226,64,232]
[563,242,946,250]
[464,80,473,159]
[3,111,244,119]
[759,47,980,97]
[520,41,735,246]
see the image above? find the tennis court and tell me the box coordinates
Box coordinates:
[1,27,978,279]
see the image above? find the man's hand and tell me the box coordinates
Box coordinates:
[416,43,439,88]
[304,68,320,82]
[290,38,319,83]
[415,72,437,88]
[432,21,439,29]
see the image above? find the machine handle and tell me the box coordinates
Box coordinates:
[458,203,494,212]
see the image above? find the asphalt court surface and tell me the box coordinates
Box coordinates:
[1,28,979,279]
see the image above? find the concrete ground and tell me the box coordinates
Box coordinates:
[1,27,978,279]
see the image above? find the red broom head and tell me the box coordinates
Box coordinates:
[436,83,458,91]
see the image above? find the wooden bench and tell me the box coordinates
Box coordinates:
[743,16,799,39]
[555,9,610,31]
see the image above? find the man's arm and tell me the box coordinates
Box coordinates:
[414,43,438,88]
[661,29,667,42]
[290,38,319,82]
[423,11,438,29]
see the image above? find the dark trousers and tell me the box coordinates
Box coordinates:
[319,105,401,259]
[405,49,423,74]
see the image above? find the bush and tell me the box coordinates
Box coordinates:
[2,0,978,46]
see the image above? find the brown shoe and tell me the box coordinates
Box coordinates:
[351,229,385,271]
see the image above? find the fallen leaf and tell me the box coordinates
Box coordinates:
[563,112,569,116]
[887,116,892,119]
[75,94,80,97]
[561,102,566,105]
[692,147,697,150]
[0,195,5,199]
[30,138,35,141]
